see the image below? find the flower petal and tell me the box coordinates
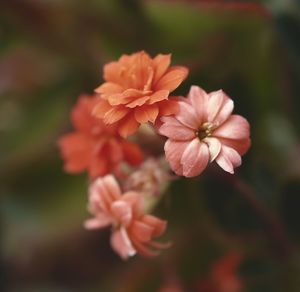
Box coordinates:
[111,200,132,227]
[211,91,234,126]
[181,138,209,177]
[176,100,200,129]
[84,214,112,230]
[203,137,222,162]
[71,95,99,132]
[159,116,195,140]
[158,99,179,116]
[207,89,225,122]
[187,85,209,124]
[154,66,188,92]
[88,154,108,178]
[89,175,121,212]
[131,238,160,257]
[121,141,144,166]
[95,82,123,95]
[134,104,159,124]
[110,228,136,260]
[153,53,171,84]
[118,114,139,138]
[103,61,121,83]
[121,191,143,218]
[130,220,154,242]
[148,90,169,105]
[141,215,167,237]
[213,115,250,140]
[164,140,190,176]
[215,145,242,174]
[126,96,150,108]
[92,99,112,119]
[58,133,92,173]
[102,175,122,199]
[107,89,145,106]
[103,106,129,124]
[218,137,251,156]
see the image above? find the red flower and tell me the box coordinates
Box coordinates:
[58,95,143,178]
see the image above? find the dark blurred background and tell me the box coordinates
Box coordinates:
[1,0,300,291]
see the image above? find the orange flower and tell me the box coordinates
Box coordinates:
[58,95,143,178]
[93,51,188,137]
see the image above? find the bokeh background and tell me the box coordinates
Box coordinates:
[1,0,300,291]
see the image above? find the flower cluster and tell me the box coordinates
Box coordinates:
[58,51,251,259]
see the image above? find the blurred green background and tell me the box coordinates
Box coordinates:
[1,0,300,291]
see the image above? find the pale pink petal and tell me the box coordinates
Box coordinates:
[176,101,200,129]
[164,140,190,176]
[88,175,121,212]
[159,116,195,140]
[211,92,234,126]
[111,201,132,227]
[218,137,251,156]
[207,90,225,123]
[203,137,222,162]
[187,85,209,123]
[84,215,111,230]
[88,179,110,212]
[181,138,209,177]
[213,115,250,140]
[121,191,144,218]
[215,145,242,174]
[102,175,122,199]
[110,228,136,260]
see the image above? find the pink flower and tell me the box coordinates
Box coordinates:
[124,157,173,197]
[84,175,168,259]
[158,86,251,177]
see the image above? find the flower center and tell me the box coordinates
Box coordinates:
[196,122,214,140]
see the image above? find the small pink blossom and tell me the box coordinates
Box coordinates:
[159,86,251,177]
[84,175,168,259]
[124,157,173,197]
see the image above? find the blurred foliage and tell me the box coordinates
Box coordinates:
[0,0,300,291]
